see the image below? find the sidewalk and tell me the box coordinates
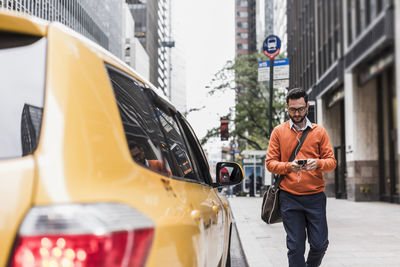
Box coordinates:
[228,196,400,267]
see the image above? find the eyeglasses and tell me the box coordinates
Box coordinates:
[288,106,307,113]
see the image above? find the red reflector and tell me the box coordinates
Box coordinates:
[12,229,154,267]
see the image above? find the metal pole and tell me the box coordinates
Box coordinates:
[253,154,256,197]
[268,58,274,138]
[269,58,275,185]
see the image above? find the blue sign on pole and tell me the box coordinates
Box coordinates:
[263,35,281,59]
[258,58,289,68]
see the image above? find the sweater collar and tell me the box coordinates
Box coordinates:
[289,117,313,131]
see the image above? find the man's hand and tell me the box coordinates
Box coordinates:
[290,161,302,173]
[304,159,318,171]
[291,159,318,172]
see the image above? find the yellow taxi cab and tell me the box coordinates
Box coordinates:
[0,10,244,267]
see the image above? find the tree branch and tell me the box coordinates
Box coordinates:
[237,133,262,150]
[200,127,221,145]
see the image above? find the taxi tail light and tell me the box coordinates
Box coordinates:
[10,203,154,267]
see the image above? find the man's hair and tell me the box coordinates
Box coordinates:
[286,87,308,104]
[128,140,145,150]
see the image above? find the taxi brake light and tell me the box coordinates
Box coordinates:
[10,203,154,267]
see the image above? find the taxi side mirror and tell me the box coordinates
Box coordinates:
[215,162,244,186]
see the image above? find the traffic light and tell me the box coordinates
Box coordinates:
[220,117,229,141]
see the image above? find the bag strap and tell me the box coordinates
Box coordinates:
[275,127,311,186]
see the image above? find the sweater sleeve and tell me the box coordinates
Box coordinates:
[266,128,292,175]
[316,128,337,172]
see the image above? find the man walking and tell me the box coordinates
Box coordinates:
[266,88,336,267]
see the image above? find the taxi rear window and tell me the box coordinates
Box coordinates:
[0,32,46,159]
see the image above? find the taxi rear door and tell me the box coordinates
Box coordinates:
[154,105,228,266]
[177,114,228,266]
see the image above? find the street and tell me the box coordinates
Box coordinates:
[229,196,400,267]
[230,222,249,267]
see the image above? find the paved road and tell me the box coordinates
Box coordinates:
[228,196,400,267]
[230,222,248,267]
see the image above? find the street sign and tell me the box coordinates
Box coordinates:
[263,35,281,59]
[262,35,282,138]
[258,58,289,81]
[243,158,262,164]
[272,79,289,89]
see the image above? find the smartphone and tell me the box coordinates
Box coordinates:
[297,159,308,166]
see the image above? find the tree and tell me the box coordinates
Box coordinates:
[182,106,205,117]
[201,52,286,151]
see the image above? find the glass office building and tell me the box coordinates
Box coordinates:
[287,0,398,203]
[1,0,123,58]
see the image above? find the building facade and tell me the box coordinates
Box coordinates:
[257,0,286,55]
[235,0,257,55]
[127,0,147,48]
[287,0,398,203]
[1,0,125,58]
[169,0,186,113]
[123,2,150,80]
[264,0,274,38]
[4,0,179,105]
[272,0,287,56]
[128,0,171,97]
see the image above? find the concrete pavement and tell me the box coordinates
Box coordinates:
[228,196,400,267]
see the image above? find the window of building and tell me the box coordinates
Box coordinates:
[237,43,248,50]
[236,22,248,28]
[376,0,383,14]
[124,45,130,57]
[236,32,248,39]
[355,0,361,36]
[365,0,371,25]
[106,66,172,177]
[236,1,248,7]
[347,0,353,46]
[236,11,248,18]
[334,0,342,59]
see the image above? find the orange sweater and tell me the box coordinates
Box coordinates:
[266,121,336,195]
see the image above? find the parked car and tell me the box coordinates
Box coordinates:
[0,11,244,267]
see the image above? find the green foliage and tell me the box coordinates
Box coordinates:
[203,52,286,150]
[200,126,220,146]
[182,106,205,117]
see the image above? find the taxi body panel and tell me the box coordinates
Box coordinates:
[0,11,241,266]
[38,23,226,266]
[0,157,36,267]
[0,9,47,36]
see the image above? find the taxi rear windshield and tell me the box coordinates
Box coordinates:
[0,32,46,159]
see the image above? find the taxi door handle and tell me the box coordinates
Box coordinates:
[212,205,219,212]
[191,209,202,221]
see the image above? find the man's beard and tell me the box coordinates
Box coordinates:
[289,113,307,124]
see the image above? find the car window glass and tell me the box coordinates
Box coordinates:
[106,66,172,176]
[177,115,212,182]
[0,33,46,159]
[154,107,202,181]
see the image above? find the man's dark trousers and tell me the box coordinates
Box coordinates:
[279,190,329,267]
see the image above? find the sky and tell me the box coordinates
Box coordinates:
[173,0,236,142]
